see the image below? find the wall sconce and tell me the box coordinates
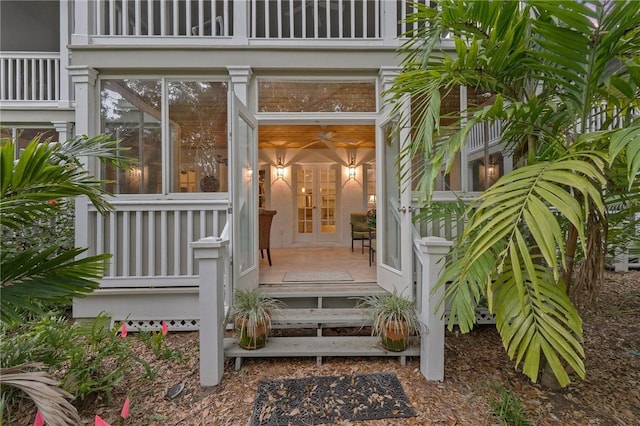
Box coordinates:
[276,156,285,180]
[488,162,496,177]
[348,156,357,180]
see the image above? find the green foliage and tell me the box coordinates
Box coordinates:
[0,313,133,417]
[0,134,134,323]
[390,0,640,387]
[230,288,285,341]
[356,289,421,339]
[488,385,532,426]
[137,330,183,361]
[63,315,132,402]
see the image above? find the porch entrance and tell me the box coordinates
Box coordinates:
[257,123,377,284]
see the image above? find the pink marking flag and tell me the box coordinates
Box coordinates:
[120,323,127,338]
[161,320,169,336]
[121,396,130,419]
[94,415,111,426]
[33,410,44,426]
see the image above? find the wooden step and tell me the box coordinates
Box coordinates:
[224,336,420,369]
[270,308,372,329]
[260,282,385,298]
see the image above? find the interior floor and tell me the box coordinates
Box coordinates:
[259,247,376,284]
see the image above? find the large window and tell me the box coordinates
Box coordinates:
[258,80,376,113]
[100,79,228,194]
[0,127,59,155]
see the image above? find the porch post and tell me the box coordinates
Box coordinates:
[191,237,229,386]
[227,66,252,105]
[68,66,98,137]
[417,236,453,381]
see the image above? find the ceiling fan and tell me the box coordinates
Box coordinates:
[315,128,359,147]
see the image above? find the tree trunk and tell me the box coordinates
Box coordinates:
[571,209,606,309]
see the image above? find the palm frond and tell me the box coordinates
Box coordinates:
[0,363,80,426]
[0,247,110,323]
[492,261,583,387]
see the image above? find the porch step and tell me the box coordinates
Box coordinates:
[224,336,420,370]
[261,282,386,309]
[270,307,372,329]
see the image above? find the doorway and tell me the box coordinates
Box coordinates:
[294,164,338,244]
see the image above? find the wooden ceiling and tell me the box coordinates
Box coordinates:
[258,125,375,149]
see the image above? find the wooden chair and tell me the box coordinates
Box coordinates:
[259,209,277,266]
[369,227,376,266]
[350,213,370,253]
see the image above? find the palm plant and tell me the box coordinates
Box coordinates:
[389,0,640,386]
[1,134,132,322]
[0,133,133,422]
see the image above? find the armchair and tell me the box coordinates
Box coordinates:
[350,212,370,254]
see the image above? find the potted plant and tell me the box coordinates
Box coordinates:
[356,289,420,352]
[230,287,284,350]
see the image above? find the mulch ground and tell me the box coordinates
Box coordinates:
[13,271,640,425]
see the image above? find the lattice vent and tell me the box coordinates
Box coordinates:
[112,319,199,332]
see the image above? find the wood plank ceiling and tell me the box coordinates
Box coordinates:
[258,125,375,149]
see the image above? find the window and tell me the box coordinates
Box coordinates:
[258,80,376,113]
[100,79,228,194]
[0,127,59,157]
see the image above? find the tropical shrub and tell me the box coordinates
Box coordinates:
[390,0,640,387]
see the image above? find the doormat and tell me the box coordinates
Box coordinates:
[250,372,416,425]
[282,271,353,282]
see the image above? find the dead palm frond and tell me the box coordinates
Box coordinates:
[0,363,79,426]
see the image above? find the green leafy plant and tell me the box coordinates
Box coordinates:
[230,288,284,349]
[389,0,640,386]
[488,386,532,426]
[356,290,420,352]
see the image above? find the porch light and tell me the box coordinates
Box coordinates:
[348,157,357,180]
[276,156,285,180]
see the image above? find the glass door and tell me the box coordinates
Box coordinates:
[375,108,413,295]
[294,165,338,244]
[230,94,258,290]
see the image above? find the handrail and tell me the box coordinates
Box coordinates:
[0,52,60,102]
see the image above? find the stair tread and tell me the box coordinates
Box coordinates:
[224,335,420,357]
[271,308,371,326]
[261,282,385,298]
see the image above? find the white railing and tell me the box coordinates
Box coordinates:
[95,0,232,36]
[76,198,229,287]
[467,120,503,154]
[89,1,444,41]
[0,52,60,102]
[250,0,380,39]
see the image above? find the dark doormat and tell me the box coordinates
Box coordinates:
[251,372,416,425]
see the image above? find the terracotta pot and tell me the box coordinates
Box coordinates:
[235,317,268,350]
[380,319,409,352]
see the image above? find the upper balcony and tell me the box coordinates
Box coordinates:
[73,0,438,47]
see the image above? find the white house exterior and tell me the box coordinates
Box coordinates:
[1,0,509,329]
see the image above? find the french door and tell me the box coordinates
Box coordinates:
[375,104,413,295]
[230,93,258,290]
[294,165,339,244]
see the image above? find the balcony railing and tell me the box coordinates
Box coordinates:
[0,52,60,102]
[467,120,502,154]
[89,0,434,41]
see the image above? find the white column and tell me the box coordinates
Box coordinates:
[381,0,398,46]
[71,0,95,45]
[227,66,252,105]
[51,121,73,142]
[417,236,453,381]
[378,66,400,113]
[58,0,72,107]
[232,0,249,44]
[69,66,98,137]
[191,237,230,386]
